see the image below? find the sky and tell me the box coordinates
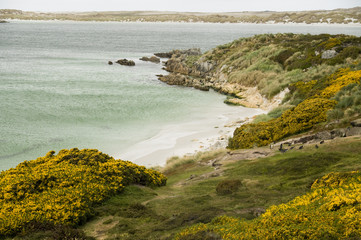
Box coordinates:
[0,0,360,12]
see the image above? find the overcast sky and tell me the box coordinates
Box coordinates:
[0,0,360,12]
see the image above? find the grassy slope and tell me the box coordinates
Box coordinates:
[69,137,361,240]
[0,8,361,23]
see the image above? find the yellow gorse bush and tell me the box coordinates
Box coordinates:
[0,148,166,236]
[228,69,361,149]
[175,171,361,239]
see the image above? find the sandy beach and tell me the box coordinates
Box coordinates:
[119,103,265,167]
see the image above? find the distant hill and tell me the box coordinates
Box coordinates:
[0,7,360,24]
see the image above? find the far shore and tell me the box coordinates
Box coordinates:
[3,19,361,26]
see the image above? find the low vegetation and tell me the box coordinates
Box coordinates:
[1,8,360,24]
[84,138,361,239]
[202,33,361,99]
[229,69,361,149]
[0,148,166,238]
[176,170,361,239]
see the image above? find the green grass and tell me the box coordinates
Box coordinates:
[76,137,361,239]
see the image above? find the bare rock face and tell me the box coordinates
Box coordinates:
[139,56,160,63]
[116,59,135,66]
[321,50,337,59]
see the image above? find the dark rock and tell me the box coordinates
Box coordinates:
[0,20,9,23]
[154,52,173,58]
[194,84,210,91]
[299,145,303,149]
[116,59,135,66]
[294,135,315,144]
[108,61,113,65]
[139,56,160,63]
[351,119,361,127]
[320,140,325,144]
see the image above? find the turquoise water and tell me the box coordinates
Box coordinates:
[1,21,360,171]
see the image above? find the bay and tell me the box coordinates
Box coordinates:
[0,21,360,170]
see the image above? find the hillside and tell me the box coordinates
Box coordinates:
[4,136,360,239]
[0,7,361,24]
[158,34,361,148]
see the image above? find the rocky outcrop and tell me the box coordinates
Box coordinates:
[275,126,361,147]
[156,48,282,109]
[139,56,160,63]
[116,59,135,66]
[155,48,201,58]
[321,50,338,59]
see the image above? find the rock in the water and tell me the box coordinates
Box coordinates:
[108,61,113,65]
[116,59,135,66]
[155,48,201,59]
[139,56,160,63]
[154,52,173,58]
[321,50,337,59]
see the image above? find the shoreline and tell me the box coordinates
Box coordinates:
[118,103,265,168]
[4,19,361,26]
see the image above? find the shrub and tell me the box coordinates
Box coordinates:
[228,98,336,149]
[228,69,361,149]
[271,49,295,66]
[175,171,361,240]
[0,149,167,237]
[216,179,242,195]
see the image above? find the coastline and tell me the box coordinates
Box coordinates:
[3,19,361,26]
[119,102,265,168]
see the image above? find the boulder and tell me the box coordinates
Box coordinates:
[155,48,201,59]
[116,59,135,66]
[315,131,332,140]
[154,52,173,58]
[108,61,113,65]
[351,118,361,127]
[194,84,210,91]
[139,56,160,63]
[346,127,361,137]
[330,128,347,138]
[321,50,337,59]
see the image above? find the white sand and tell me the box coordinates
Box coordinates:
[119,105,265,167]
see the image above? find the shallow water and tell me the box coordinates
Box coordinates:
[0,21,360,170]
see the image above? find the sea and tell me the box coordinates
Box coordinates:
[1,21,360,171]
